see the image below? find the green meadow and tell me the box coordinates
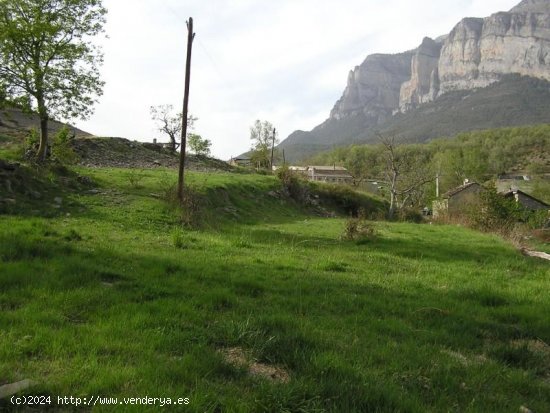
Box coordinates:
[1,167,549,412]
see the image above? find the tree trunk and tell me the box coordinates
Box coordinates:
[388,171,398,220]
[36,97,49,161]
[169,134,177,153]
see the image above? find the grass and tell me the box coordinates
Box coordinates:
[0,166,549,412]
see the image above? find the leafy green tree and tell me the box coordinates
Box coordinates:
[188,133,211,156]
[250,120,277,169]
[0,0,107,161]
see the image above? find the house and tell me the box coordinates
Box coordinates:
[305,166,354,184]
[433,180,485,218]
[496,174,531,193]
[278,165,354,184]
[502,189,549,211]
[229,157,252,167]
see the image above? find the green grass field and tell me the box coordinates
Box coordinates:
[1,167,549,412]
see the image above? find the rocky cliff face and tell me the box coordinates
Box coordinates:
[399,37,443,112]
[328,0,550,121]
[440,6,550,93]
[330,51,413,123]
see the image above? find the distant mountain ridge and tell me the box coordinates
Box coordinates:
[280,0,550,162]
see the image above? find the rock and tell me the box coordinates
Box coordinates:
[2,198,16,205]
[153,160,161,166]
[77,175,94,185]
[511,0,550,13]
[0,159,17,171]
[28,190,41,199]
[399,37,443,112]
[5,179,12,193]
[0,380,35,399]
[439,4,550,94]
[54,197,62,205]
[85,189,101,195]
[519,406,533,413]
[330,51,414,122]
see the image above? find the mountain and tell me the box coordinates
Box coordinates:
[280,0,550,162]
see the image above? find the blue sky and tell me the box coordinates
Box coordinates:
[76,0,520,160]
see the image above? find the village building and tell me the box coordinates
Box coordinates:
[304,166,354,184]
[273,165,354,185]
[502,189,549,211]
[229,157,252,167]
[432,180,485,218]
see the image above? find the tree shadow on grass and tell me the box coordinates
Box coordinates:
[1,232,549,412]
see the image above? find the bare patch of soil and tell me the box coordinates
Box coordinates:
[219,347,290,383]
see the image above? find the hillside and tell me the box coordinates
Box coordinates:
[1,166,549,412]
[0,107,91,139]
[0,131,233,172]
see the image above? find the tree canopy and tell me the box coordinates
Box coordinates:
[0,0,107,160]
[250,119,278,169]
[188,133,211,156]
[150,104,197,154]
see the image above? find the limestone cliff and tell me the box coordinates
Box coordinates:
[279,0,550,161]
[399,37,443,112]
[329,51,413,122]
[328,0,550,119]
[440,5,550,93]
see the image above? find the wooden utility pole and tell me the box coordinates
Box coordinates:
[178,17,195,202]
[270,128,276,171]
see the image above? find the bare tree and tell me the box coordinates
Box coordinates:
[381,136,433,219]
[150,104,196,153]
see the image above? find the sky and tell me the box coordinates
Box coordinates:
[75,0,520,160]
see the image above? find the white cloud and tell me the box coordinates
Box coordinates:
[76,0,520,159]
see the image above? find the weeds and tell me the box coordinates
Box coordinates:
[341,209,378,243]
[52,126,78,165]
[126,169,145,189]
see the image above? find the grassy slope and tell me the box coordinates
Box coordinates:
[0,167,549,412]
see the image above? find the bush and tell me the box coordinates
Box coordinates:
[313,183,385,218]
[52,126,78,165]
[396,208,424,223]
[341,210,378,243]
[172,229,187,249]
[467,188,521,233]
[126,169,145,189]
[180,186,205,227]
[276,166,308,201]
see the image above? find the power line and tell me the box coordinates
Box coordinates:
[159,3,226,82]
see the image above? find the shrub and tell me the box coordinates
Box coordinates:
[467,188,521,233]
[313,183,385,218]
[397,208,424,223]
[52,126,78,165]
[126,169,145,189]
[276,166,307,201]
[172,229,187,249]
[341,211,378,243]
[179,185,204,228]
